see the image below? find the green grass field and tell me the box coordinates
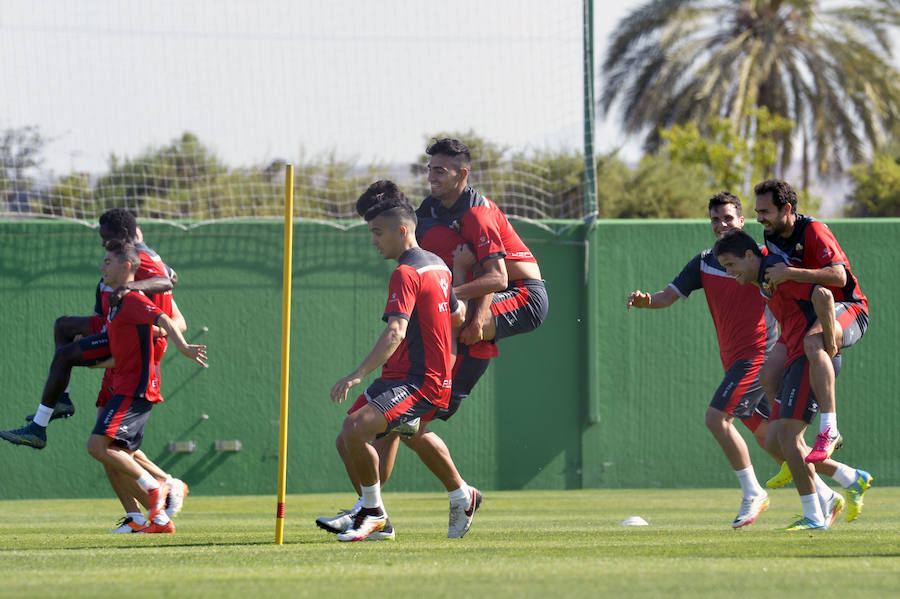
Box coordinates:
[2,489,899,598]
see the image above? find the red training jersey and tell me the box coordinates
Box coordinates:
[417,186,536,267]
[764,216,867,309]
[107,291,165,402]
[757,254,818,365]
[380,247,458,407]
[670,249,776,369]
[417,217,499,360]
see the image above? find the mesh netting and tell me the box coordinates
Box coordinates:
[1,1,589,225]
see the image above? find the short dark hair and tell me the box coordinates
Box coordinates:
[364,197,417,230]
[754,179,798,214]
[104,239,141,274]
[98,208,138,240]
[713,229,763,259]
[708,191,743,217]
[426,138,471,168]
[356,180,409,218]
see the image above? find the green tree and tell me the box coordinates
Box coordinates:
[601,0,900,188]
[595,151,716,219]
[845,150,900,216]
[660,107,796,214]
[1,125,45,209]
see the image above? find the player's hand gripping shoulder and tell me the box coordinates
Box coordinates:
[763,262,791,287]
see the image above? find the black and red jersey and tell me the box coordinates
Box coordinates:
[107,291,165,403]
[416,217,499,360]
[417,187,536,265]
[671,249,776,369]
[756,254,818,365]
[764,216,867,309]
[380,247,458,407]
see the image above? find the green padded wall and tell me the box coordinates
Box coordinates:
[0,218,896,499]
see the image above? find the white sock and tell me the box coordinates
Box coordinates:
[820,413,837,435]
[33,405,54,428]
[153,512,171,525]
[735,466,765,498]
[136,471,160,492]
[360,483,382,509]
[126,511,147,526]
[813,474,836,505]
[800,493,825,525]
[831,463,857,488]
[448,482,471,505]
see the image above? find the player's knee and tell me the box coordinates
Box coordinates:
[810,285,833,308]
[758,373,778,400]
[53,341,83,366]
[704,408,727,433]
[803,332,825,355]
[86,435,109,461]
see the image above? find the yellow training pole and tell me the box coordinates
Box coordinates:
[275,164,294,544]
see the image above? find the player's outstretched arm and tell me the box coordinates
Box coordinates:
[626,286,680,310]
[155,313,207,367]
[330,316,408,403]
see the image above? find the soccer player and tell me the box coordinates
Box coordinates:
[323,197,463,542]
[87,239,206,534]
[416,138,548,346]
[5,215,190,530]
[318,181,486,539]
[714,230,872,529]
[0,210,172,449]
[754,179,869,463]
[626,192,778,528]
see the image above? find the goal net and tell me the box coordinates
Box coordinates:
[1,0,588,225]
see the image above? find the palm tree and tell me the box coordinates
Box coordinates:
[600,0,900,188]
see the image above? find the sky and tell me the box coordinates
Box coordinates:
[0,0,645,177]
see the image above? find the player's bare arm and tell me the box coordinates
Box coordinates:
[626,286,680,310]
[453,256,508,300]
[152,300,188,338]
[330,316,408,403]
[109,275,173,307]
[154,312,207,367]
[764,262,847,288]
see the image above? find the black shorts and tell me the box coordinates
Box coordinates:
[91,394,153,451]
[427,347,492,422]
[836,302,868,349]
[364,378,438,433]
[491,279,549,341]
[77,331,112,367]
[710,358,770,421]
